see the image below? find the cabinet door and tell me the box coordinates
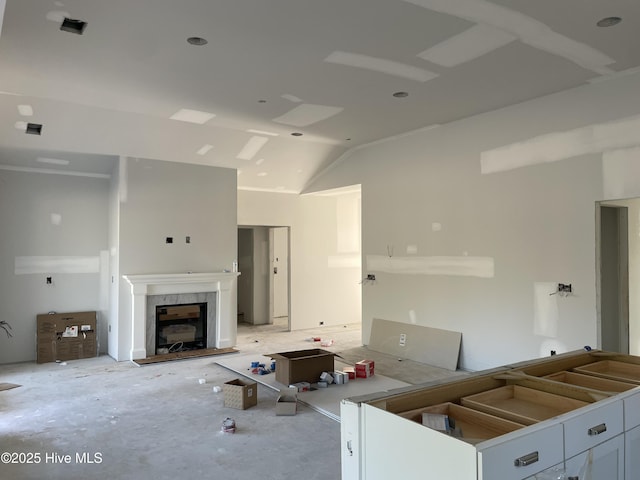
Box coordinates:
[626,425,640,480]
[362,404,477,480]
[565,434,624,480]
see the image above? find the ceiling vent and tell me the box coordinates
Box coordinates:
[25,123,43,135]
[60,18,87,35]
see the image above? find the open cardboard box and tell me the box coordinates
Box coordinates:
[267,348,337,386]
[275,388,298,416]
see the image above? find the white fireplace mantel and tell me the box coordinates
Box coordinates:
[122,272,239,360]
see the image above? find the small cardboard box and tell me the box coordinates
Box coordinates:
[356,359,375,378]
[275,388,298,416]
[223,379,257,410]
[267,348,337,386]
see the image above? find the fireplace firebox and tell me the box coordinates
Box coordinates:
[155,303,207,354]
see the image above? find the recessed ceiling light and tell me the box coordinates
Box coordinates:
[187,36,208,46]
[25,123,43,135]
[597,16,622,27]
[255,158,265,166]
[236,136,269,160]
[17,104,33,116]
[393,91,409,98]
[60,17,87,35]
[170,108,216,124]
[37,157,70,166]
[257,172,268,177]
[291,132,303,137]
[196,144,214,155]
[296,169,303,174]
[247,129,279,136]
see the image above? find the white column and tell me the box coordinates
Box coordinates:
[130,283,148,360]
[216,279,237,348]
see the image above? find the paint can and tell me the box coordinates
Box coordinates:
[250,361,260,368]
[221,417,236,434]
[270,361,276,371]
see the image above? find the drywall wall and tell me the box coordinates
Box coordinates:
[116,157,237,360]
[107,158,121,360]
[305,70,640,371]
[237,189,361,331]
[0,169,110,363]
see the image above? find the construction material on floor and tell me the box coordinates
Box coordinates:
[222,378,258,409]
[36,311,97,364]
[368,318,461,370]
[133,347,238,365]
[336,346,468,385]
[266,348,337,385]
[0,382,21,391]
[216,353,409,421]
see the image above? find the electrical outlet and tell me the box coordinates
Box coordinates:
[319,321,324,326]
[558,283,572,293]
[166,237,173,244]
[46,276,52,284]
[399,333,407,347]
[367,274,376,281]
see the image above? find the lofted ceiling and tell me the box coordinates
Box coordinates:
[0,0,638,192]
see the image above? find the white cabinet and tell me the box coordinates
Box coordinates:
[341,351,640,480]
[625,425,640,480]
[565,434,624,480]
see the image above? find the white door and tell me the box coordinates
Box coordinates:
[626,425,640,480]
[271,227,289,319]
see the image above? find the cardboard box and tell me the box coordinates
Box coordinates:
[356,359,375,378]
[275,388,298,416]
[36,311,97,364]
[268,349,337,386]
[223,379,257,410]
[343,366,356,380]
[161,324,196,343]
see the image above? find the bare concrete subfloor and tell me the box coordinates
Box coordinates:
[0,320,463,480]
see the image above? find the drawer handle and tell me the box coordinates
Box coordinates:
[514,451,539,467]
[588,423,607,436]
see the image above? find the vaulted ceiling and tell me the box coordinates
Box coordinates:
[0,0,638,192]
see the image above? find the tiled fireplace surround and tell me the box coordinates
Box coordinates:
[123,272,239,360]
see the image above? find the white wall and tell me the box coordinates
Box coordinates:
[305,70,640,371]
[116,157,237,360]
[238,190,362,331]
[0,170,110,363]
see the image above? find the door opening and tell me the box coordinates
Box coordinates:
[597,204,629,354]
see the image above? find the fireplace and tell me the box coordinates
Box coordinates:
[155,303,207,354]
[122,272,239,360]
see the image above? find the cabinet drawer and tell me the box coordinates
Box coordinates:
[623,389,640,430]
[478,423,563,480]
[563,399,623,458]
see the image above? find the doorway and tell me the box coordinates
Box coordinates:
[597,203,629,354]
[237,225,290,332]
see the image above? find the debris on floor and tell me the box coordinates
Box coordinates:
[221,417,236,434]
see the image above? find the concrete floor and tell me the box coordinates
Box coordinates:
[0,320,462,480]
[0,321,363,480]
